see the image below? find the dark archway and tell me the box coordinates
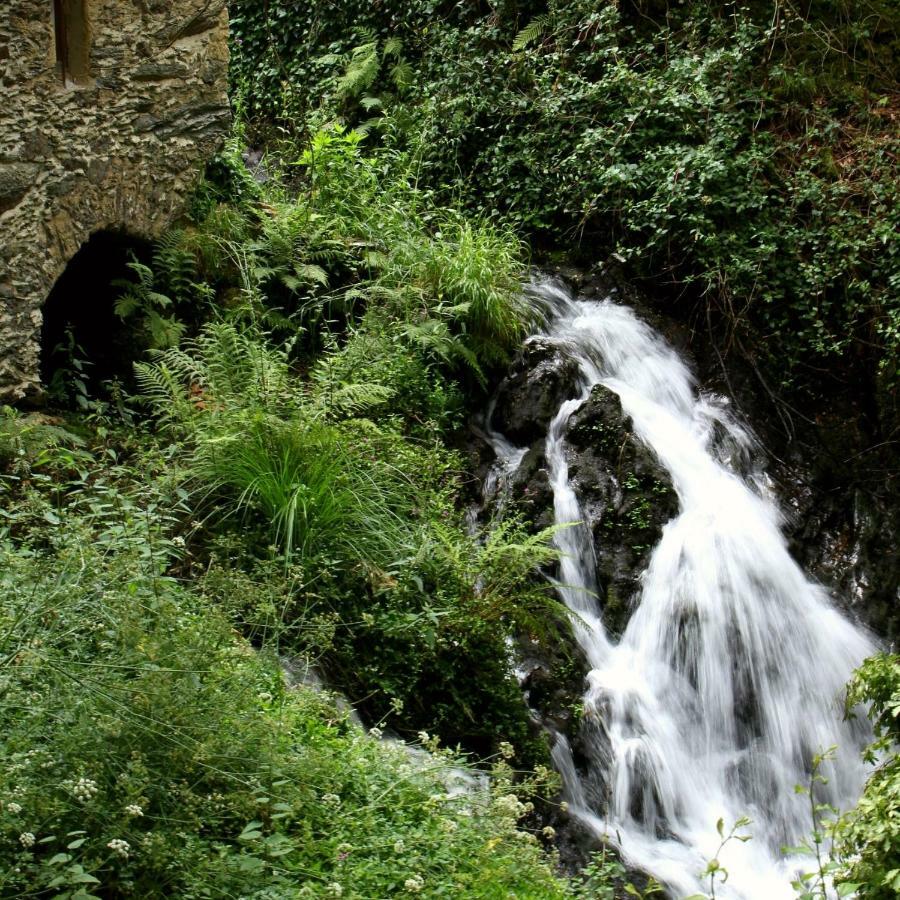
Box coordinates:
[40,230,153,404]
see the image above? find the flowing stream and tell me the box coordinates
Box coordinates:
[483,277,875,898]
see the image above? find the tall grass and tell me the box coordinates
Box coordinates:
[196,418,413,565]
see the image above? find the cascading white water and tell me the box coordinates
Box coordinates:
[484,277,875,898]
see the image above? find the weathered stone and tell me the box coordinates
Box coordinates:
[0,162,38,212]
[0,0,230,400]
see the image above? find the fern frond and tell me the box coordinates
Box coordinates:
[382,37,403,59]
[324,382,395,417]
[336,41,380,99]
[390,59,414,92]
[512,15,551,52]
[401,318,485,383]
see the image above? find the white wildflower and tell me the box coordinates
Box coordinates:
[72,777,99,802]
[498,741,515,759]
[326,883,343,897]
[18,832,35,848]
[321,793,341,808]
[541,825,556,839]
[124,804,143,817]
[368,726,383,739]
[559,801,569,813]
[107,838,130,858]
[404,874,425,893]
[495,793,525,818]
[6,802,22,815]
[393,838,405,853]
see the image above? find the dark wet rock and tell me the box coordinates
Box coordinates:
[508,444,555,529]
[469,294,683,790]
[566,385,678,627]
[492,336,581,445]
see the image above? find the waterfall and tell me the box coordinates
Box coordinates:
[484,277,875,898]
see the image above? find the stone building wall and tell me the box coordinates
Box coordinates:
[0,0,230,400]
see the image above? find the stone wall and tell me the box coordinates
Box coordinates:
[0,0,230,400]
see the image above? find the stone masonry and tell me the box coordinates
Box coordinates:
[0,0,230,400]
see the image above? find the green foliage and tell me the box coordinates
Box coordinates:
[684,816,753,900]
[288,125,532,375]
[136,321,412,568]
[123,137,559,758]
[783,748,845,900]
[0,467,572,899]
[113,231,216,351]
[229,0,900,406]
[134,313,566,760]
[0,408,87,477]
[512,16,553,53]
[572,842,663,899]
[324,515,566,758]
[833,654,900,898]
[160,123,531,390]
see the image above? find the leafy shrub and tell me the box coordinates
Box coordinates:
[834,653,900,898]
[133,305,559,760]
[230,0,900,406]
[0,478,572,899]
[136,322,416,568]
[326,517,566,761]
[0,408,87,477]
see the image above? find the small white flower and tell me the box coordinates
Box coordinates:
[125,804,143,817]
[495,793,525,817]
[321,793,341,808]
[439,819,458,833]
[107,838,130,858]
[368,726,383,739]
[498,741,515,759]
[541,825,556,839]
[417,730,430,744]
[18,832,35,848]
[404,875,425,893]
[326,883,343,897]
[393,838,405,853]
[6,802,22,815]
[171,535,186,548]
[559,801,569,813]
[72,777,99,802]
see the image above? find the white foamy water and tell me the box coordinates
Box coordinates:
[484,277,875,898]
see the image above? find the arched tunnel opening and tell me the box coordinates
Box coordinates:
[40,229,153,405]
